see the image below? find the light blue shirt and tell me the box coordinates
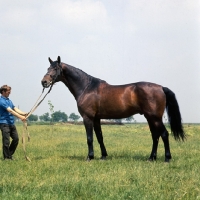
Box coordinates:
[0,96,15,125]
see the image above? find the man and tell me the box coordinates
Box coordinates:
[0,85,27,160]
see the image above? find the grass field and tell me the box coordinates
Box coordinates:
[0,123,200,200]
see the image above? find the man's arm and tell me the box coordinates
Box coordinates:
[13,107,27,116]
[7,107,26,121]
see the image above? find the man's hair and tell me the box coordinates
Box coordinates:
[0,85,11,94]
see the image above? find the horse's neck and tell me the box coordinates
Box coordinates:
[61,64,92,100]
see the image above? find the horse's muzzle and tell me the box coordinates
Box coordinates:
[41,80,52,88]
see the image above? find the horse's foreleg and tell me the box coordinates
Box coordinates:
[94,119,108,160]
[83,116,94,161]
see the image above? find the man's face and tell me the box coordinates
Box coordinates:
[2,89,11,98]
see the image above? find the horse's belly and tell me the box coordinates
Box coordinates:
[97,103,140,119]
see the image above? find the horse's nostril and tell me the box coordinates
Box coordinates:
[41,80,47,86]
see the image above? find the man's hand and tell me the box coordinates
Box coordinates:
[20,115,27,122]
[25,112,29,117]
[7,107,27,121]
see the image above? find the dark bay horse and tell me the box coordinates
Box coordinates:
[41,56,185,162]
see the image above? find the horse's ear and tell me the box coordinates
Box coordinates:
[57,56,61,64]
[48,57,53,64]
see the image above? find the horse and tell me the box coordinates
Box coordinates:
[41,56,185,162]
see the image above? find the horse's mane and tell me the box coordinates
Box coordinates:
[64,63,104,83]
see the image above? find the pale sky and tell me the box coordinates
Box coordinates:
[1,0,200,123]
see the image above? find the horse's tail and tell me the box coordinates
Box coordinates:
[162,87,186,141]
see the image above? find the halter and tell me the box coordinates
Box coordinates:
[45,63,63,84]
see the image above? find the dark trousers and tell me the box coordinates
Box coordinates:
[0,124,19,159]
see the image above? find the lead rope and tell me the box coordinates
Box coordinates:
[27,88,45,117]
[22,84,54,162]
[22,121,31,161]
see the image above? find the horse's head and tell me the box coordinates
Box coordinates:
[41,56,63,88]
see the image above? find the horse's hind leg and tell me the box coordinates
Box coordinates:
[94,118,108,160]
[147,121,160,161]
[146,116,172,162]
[160,128,172,162]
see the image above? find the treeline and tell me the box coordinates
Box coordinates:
[103,116,136,123]
[28,111,80,123]
[28,112,136,123]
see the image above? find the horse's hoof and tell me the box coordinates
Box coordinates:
[100,156,107,161]
[164,158,171,163]
[165,155,172,163]
[148,156,156,162]
[86,156,94,162]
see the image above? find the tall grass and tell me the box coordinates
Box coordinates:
[0,124,200,200]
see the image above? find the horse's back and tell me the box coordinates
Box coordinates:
[78,80,166,119]
[99,81,166,119]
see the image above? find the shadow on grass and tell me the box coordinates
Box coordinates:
[108,153,168,163]
[60,155,86,161]
[33,154,167,163]
[108,153,149,161]
[132,153,149,161]
[57,150,153,162]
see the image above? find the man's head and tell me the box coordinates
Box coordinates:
[0,85,11,98]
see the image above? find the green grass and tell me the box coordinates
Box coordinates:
[0,124,200,200]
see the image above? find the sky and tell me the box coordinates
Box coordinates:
[0,0,200,123]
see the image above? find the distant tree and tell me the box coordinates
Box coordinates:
[28,114,38,121]
[125,116,134,123]
[39,112,50,121]
[114,119,122,123]
[52,110,68,122]
[69,113,80,122]
[48,100,54,123]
